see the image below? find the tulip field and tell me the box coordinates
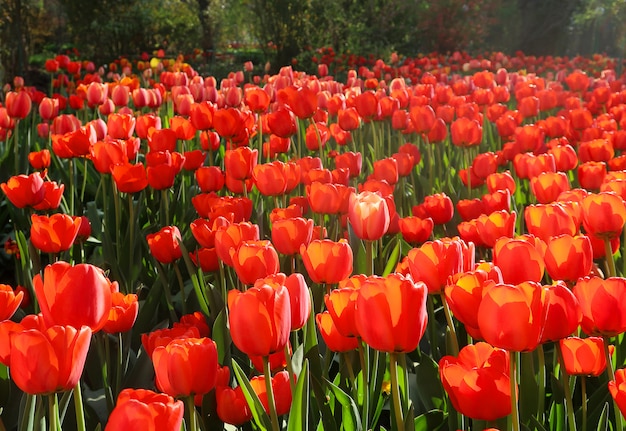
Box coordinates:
[3,50,626,430]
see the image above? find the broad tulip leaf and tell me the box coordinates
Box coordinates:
[212,309,231,365]
[382,236,401,277]
[325,378,362,431]
[231,359,273,430]
[414,409,446,431]
[287,360,310,431]
[596,402,609,431]
[414,355,445,411]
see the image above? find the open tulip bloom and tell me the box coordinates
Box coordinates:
[5,51,626,431]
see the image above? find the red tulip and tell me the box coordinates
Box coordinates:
[103,292,139,334]
[10,325,91,394]
[316,311,359,352]
[544,234,593,282]
[560,337,607,377]
[111,163,149,194]
[574,276,626,337]
[1,173,46,208]
[540,281,582,343]
[355,273,428,353]
[147,226,182,265]
[581,192,626,240]
[300,239,353,284]
[493,237,545,285]
[439,342,511,421]
[105,388,184,431]
[152,337,219,397]
[229,240,280,285]
[407,239,464,294]
[228,283,291,356]
[271,217,314,255]
[30,213,81,254]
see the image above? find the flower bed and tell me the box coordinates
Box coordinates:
[0,51,626,430]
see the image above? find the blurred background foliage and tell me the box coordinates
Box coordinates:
[1,0,626,83]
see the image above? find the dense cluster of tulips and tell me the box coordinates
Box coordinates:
[2,50,626,430]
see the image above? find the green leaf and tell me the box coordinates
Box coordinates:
[529,415,549,431]
[231,359,273,430]
[519,351,540,423]
[212,310,231,369]
[382,236,401,276]
[596,402,609,431]
[413,409,446,431]
[414,355,445,411]
[287,360,310,431]
[325,378,362,431]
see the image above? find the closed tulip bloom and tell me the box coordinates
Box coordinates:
[355,273,428,353]
[111,163,149,194]
[216,385,253,426]
[271,217,313,255]
[578,161,606,191]
[475,210,517,248]
[107,113,136,139]
[493,237,545,285]
[253,161,288,196]
[399,216,434,245]
[407,239,464,294]
[34,261,114,331]
[90,140,129,174]
[325,281,363,338]
[530,171,571,204]
[28,149,51,171]
[451,117,482,147]
[229,240,280,285]
[105,388,184,431]
[248,371,293,416]
[224,146,258,180]
[146,226,182,265]
[416,193,455,225]
[581,192,626,239]
[439,342,511,421]
[10,325,91,394]
[334,152,362,178]
[316,312,359,352]
[574,276,626,337]
[524,204,578,242]
[1,173,46,208]
[306,182,344,214]
[348,191,390,241]
[147,128,177,152]
[477,281,547,352]
[0,285,23,321]
[214,221,259,267]
[152,337,218,397]
[6,91,32,119]
[338,107,360,131]
[267,108,298,138]
[540,281,582,343]
[195,166,224,193]
[300,239,353,284]
[486,171,516,195]
[30,214,81,254]
[254,273,311,331]
[103,292,139,334]
[445,265,503,339]
[141,326,201,359]
[560,337,607,377]
[544,234,593,282]
[228,283,291,356]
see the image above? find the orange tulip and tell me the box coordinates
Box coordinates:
[105,388,184,431]
[229,240,280,285]
[486,171,516,195]
[578,161,606,191]
[399,216,434,245]
[540,281,582,343]
[10,325,91,394]
[316,312,359,352]
[530,171,570,204]
[254,272,311,331]
[439,342,511,421]
[560,337,606,377]
[355,273,428,353]
[278,85,317,119]
[252,161,288,196]
[493,237,545,285]
[300,239,353,284]
[152,337,219,397]
[581,192,626,239]
[30,213,81,254]
[195,166,224,193]
[90,140,129,174]
[325,278,364,338]
[407,239,464,294]
[148,128,177,152]
[574,276,626,337]
[224,146,258,180]
[111,163,149,194]
[228,283,291,356]
[169,116,196,141]
[477,281,547,352]
[141,326,201,358]
[610,368,626,422]
[107,113,136,139]
[28,149,51,171]
[306,182,344,215]
[0,285,23,321]
[147,226,182,264]
[524,203,578,241]
[451,117,482,147]
[1,173,46,209]
[103,292,139,334]
[34,261,114,332]
[475,210,516,248]
[31,181,64,212]
[416,193,454,225]
[271,217,314,255]
[214,221,259,267]
[544,234,593,282]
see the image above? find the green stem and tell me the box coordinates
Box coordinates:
[186,396,198,431]
[155,261,178,324]
[605,337,624,431]
[439,292,459,356]
[365,240,373,276]
[605,238,617,278]
[174,264,187,316]
[47,394,59,431]
[556,343,578,431]
[18,393,37,431]
[263,356,280,431]
[127,194,135,293]
[96,333,115,413]
[357,340,370,430]
[427,295,440,360]
[537,344,546,422]
[284,343,296,395]
[73,383,87,431]
[510,351,520,431]
[390,353,405,429]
